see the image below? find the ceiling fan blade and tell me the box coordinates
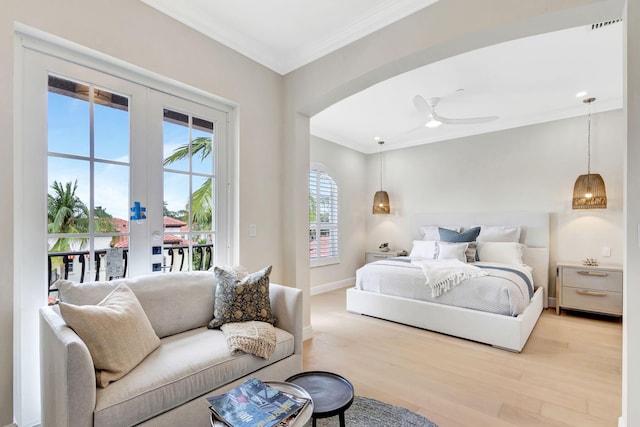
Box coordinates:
[413,95,430,113]
[437,115,499,125]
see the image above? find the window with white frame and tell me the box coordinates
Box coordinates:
[309,165,339,265]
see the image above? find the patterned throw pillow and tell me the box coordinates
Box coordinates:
[208,265,276,329]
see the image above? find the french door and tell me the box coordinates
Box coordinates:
[26,53,229,288]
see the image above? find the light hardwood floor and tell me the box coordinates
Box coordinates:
[303,288,622,427]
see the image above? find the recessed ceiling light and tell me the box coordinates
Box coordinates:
[576,91,588,98]
[374,136,381,141]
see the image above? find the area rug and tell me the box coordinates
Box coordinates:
[314,396,439,427]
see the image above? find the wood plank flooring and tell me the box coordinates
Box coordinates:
[303,288,622,427]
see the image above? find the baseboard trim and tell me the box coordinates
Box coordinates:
[303,325,314,341]
[548,296,556,309]
[310,277,354,296]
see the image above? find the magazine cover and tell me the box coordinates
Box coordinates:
[207,379,309,427]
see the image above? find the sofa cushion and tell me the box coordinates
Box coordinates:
[57,271,216,338]
[59,284,161,388]
[208,266,276,328]
[93,326,295,426]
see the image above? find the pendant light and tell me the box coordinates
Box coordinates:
[572,97,607,209]
[372,140,391,214]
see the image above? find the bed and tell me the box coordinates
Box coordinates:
[346,213,549,352]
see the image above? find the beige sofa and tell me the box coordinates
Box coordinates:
[39,271,303,426]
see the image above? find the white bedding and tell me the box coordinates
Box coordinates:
[355,257,535,316]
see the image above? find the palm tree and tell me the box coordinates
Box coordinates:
[48,181,118,252]
[163,136,213,229]
[48,180,89,253]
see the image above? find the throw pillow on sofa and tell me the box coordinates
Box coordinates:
[208,265,276,328]
[59,283,160,388]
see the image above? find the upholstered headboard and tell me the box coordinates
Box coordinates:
[410,212,550,307]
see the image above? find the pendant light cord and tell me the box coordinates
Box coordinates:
[584,97,596,175]
[378,140,384,191]
[587,102,591,175]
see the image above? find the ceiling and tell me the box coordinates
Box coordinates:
[140,1,623,154]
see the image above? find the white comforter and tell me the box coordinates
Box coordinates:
[355,257,534,316]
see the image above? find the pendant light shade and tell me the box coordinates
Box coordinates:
[372,140,391,214]
[572,173,607,209]
[373,190,390,214]
[572,97,607,209]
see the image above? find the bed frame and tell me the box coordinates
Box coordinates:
[346,212,549,352]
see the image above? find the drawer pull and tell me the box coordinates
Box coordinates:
[576,289,608,297]
[577,271,608,277]
[372,255,386,259]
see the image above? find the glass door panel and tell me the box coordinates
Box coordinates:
[47,75,131,285]
[161,107,219,271]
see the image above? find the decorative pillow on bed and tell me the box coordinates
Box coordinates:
[436,242,469,262]
[477,242,526,265]
[420,225,461,241]
[476,226,521,242]
[438,226,481,243]
[409,240,438,258]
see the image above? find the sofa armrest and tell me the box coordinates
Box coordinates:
[268,283,303,355]
[40,306,96,427]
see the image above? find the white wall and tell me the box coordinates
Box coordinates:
[365,111,624,296]
[623,1,640,425]
[309,136,367,291]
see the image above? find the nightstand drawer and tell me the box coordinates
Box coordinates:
[561,267,622,292]
[561,286,622,315]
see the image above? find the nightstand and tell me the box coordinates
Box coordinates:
[556,262,623,316]
[365,250,401,264]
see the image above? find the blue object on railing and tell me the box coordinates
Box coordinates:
[130,201,147,221]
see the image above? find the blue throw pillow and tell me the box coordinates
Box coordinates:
[438,226,481,243]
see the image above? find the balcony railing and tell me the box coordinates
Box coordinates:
[48,243,214,298]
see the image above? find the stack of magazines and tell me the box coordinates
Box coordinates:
[206,378,311,427]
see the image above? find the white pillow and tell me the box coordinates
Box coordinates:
[477,242,526,265]
[476,226,521,243]
[420,225,461,240]
[436,241,469,262]
[409,240,437,258]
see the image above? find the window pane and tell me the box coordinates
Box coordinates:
[191,175,213,231]
[163,109,190,172]
[48,77,89,157]
[190,232,214,271]
[94,162,129,232]
[95,92,130,162]
[47,157,90,237]
[192,117,214,175]
[164,171,190,219]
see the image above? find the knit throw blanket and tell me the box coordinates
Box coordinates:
[220,321,276,359]
[411,259,488,297]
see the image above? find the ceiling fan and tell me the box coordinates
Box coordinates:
[413,94,499,128]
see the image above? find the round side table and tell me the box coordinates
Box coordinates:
[286,371,354,427]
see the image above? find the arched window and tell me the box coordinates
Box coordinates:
[309,165,339,265]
